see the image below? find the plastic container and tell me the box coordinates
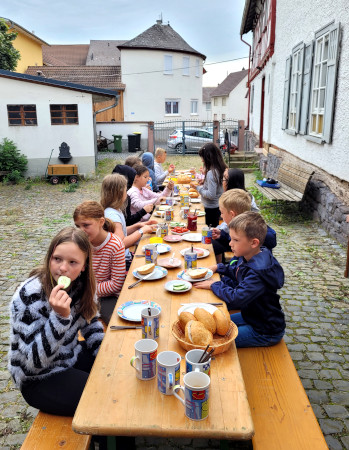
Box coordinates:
[133,132,141,150]
[112,134,122,153]
[128,134,137,152]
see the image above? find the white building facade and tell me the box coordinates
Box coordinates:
[211,73,248,122]
[0,71,116,177]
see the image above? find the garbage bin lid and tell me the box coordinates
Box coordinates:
[112,134,122,138]
[133,132,142,134]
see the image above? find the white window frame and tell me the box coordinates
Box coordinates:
[190,100,198,115]
[213,97,218,106]
[205,102,211,111]
[165,99,180,115]
[164,55,173,75]
[195,58,200,77]
[182,56,190,76]
[222,97,227,107]
[287,44,304,132]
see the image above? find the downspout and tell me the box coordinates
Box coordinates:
[93,94,119,168]
[240,35,251,129]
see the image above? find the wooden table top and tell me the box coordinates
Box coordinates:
[73,193,254,440]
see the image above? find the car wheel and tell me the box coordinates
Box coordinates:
[175,143,186,153]
[50,176,59,185]
[68,176,78,184]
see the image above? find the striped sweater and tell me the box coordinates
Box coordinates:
[92,232,126,297]
[8,276,104,389]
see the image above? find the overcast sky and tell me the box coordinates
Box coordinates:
[2,0,251,86]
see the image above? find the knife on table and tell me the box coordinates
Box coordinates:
[110,325,142,330]
[128,271,154,289]
[180,302,224,306]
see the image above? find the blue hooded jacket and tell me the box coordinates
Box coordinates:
[142,152,159,192]
[211,247,285,334]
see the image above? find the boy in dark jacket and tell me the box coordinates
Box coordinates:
[194,211,285,348]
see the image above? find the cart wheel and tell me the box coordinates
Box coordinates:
[50,176,59,185]
[68,176,78,184]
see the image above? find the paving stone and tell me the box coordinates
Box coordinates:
[320,370,342,380]
[319,419,344,434]
[325,353,346,363]
[333,380,349,391]
[314,380,333,390]
[308,352,325,362]
[289,351,303,361]
[323,405,349,419]
[329,392,349,405]
[311,403,325,419]
[341,436,349,450]
[297,369,318,379]
[307,389,329,404]
[325,435,344,450]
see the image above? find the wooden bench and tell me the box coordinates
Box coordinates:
[255,161,314,209]
[21,412,91,449]
[238,340,328,449]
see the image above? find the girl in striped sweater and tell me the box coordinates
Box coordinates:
[8,227,104,416]
[74,201,126,324]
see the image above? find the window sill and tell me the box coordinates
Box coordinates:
[285,129,296,136]
[165,114,180,117]
[182,74,190,77]
[163,73,173,76]
[190,113,199,116]
[305,135,325,144]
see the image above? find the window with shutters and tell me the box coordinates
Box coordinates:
[7,105,37,126]
[164,55,173,75]
[50,105,78,125]
[182,56,190,76]
[282,21,340,144]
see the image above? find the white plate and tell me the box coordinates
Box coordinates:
[189,210,206,216]
[169,221,186,228]
[177,302,217,316]
[177,268,213,282]
[165,280,192,293]
[182,233,202,242]
[133,266,168,280]
[180,247,210,259]
[142,244,171,254]
[117,300,161,322]
[171,229,191,236]
[190,198,201,203]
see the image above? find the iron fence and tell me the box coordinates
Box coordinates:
[153,119,239,155]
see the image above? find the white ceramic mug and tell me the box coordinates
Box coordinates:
[141,307,160,340]
[157,351,181,395]
[173,371,210,420]
[179,207,190,219]
[185,349,211,377]
[130,339,158,380]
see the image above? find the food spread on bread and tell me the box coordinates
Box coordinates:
[187,268,208,279]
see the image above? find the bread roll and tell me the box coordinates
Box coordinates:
[179,311,196,331]
[185,320,213,346]
[137,263,155,275]
[194,308,217,334]
[187,268,208,279]
[189,191,199,198]
[213,309,230,336]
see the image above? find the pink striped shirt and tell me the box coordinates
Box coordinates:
[92,233,126,297]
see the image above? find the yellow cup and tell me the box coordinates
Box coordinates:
[150,237,163,244]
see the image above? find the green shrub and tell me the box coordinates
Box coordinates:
[0,139,28,182]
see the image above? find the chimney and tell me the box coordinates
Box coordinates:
[156,19,162,25]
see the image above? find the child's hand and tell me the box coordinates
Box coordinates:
[143,219,157,226]
[193,280,215,289]
[143,203,154,213]
[209,264,218,273]
[141,224,157,234]
[49,284,72,318]
[211,228,220,240]
[167,180,174,190]
[168,164,175,173]
[189,182,197,190]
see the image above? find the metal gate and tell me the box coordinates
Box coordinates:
[153,119,239,155]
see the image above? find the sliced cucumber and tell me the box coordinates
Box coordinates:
[57,276,71,289]
[173,283,187,291]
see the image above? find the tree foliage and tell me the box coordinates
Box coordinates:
[0,138,28,183]
[0,19,21,71]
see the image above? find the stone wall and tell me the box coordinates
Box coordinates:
[258,144,349,246]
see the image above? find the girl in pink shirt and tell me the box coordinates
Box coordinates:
[127,164,174,221]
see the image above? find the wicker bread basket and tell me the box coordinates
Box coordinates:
[171,320,238,355]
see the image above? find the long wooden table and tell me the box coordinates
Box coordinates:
[73,194,254,440]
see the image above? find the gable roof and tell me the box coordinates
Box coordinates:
[240,0,259,35]
[0,69,118,102]
[43,45,89,66]
[118,21,205,60]
[2,18,49,46]
[202,87,216,102]
[86,40,127,66]
[26,66,125,90]
[211,70,248,97]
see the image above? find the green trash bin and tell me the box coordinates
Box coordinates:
[112,134,122,153]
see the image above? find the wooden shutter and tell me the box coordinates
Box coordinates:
[322,22,341,143]
[282,56,292,130]
[299,41,314,135]
[295,43,305,133]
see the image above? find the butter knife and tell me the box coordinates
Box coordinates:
[180,302,224,306]
[110,325,142,330]
[128,271,154,289]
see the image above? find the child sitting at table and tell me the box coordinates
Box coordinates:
[194,211,285,348]
[128,164,174,221]
[212,189,276,263]
[154,147,175,186]
[73,201,126,324]
[8,227,104,416]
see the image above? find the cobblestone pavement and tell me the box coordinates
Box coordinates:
[0,170,349,449]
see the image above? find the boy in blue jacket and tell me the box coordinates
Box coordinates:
[194,211,285,348]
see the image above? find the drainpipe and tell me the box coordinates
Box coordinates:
[93,95,119,168]
[240,35,251,129]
